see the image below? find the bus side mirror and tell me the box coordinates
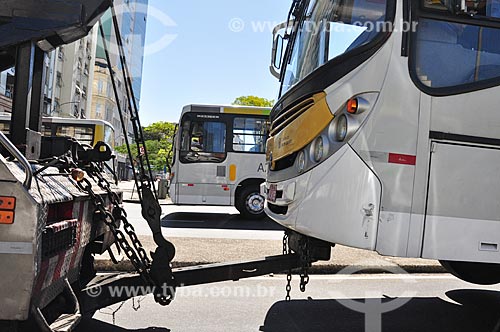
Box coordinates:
[270,21,291,79]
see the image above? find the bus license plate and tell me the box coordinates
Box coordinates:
[268,184,277,203]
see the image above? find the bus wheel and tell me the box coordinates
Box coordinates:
[440,260,500,285]
[236,186,266,220]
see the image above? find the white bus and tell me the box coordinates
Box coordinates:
[265,0,500,284]
[0,113,115,148]
[169,104,271,219]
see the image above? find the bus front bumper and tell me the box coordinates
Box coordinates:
[262,144,381,250]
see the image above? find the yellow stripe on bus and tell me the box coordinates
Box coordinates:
[267,92,333,166]
[93,124,104,146]
[222,108,271,116]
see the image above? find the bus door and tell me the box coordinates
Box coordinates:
[411,4,500,262]
[177,116,231,205]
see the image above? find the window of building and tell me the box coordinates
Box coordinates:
[232,117,268,153]
[96,103,102,118]
[58,47,64,61]
[97,80,104,94]
[107,82,113,98]
[106,107,113,122]
[56,72,62,87]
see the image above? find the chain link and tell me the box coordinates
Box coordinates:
[283,233,292,302]
[299,237,310,293]
[89,164,152,268]
[76,169,153,285]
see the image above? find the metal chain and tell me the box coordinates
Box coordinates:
[283,233,292,302]
[89,163,151,268]
[76,175,153,285]
[299,237,310,293]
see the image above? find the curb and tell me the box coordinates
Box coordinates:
[122,199,171,205]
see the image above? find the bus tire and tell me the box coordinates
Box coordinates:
[236,185,266,220]
[440,260,500,285]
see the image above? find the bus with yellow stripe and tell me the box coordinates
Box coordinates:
[264,0,500,284]
[0,113,115,148]
[169,104,270,219]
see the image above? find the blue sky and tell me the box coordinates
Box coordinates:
[138,0,291,125]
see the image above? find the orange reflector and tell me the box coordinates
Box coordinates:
[0,197,15,210]
[71,168,85,182]
[0,211,14,224]
[347,98,358,114]
[229,164,237,182]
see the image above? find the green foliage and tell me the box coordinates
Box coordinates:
[232,95,274,107]
[115,121,177,171]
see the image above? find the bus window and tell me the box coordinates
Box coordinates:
[42,124,52,137]
[233,117,268,153]
[414,0,500,90]
[0,122,10,134]
[180,120,227,163]
[104,125,115,148]
[56,125,94,146]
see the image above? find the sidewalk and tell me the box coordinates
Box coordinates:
[100,181,445,274]
[119,180,170,204]
[96,234,445,274]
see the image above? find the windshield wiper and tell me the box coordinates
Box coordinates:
[280,0,311,83]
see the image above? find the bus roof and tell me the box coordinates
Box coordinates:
[0,113,114,130]
[42,117,114,128]
[181,104,271,117]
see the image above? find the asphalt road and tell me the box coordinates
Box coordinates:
[123,202,285,240]
[77,274,500,332]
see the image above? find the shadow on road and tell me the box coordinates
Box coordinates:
[77,318,170,332]
[161,212,284,231]
[260,289,500,332]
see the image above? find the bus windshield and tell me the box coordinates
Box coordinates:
[281,0,388,95]
[180,118,227,163]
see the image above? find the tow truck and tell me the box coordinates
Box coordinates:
[0,1,331,331]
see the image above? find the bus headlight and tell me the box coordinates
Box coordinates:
[296,150,306,173]
[335,115,348,142]
[312,136,324,162]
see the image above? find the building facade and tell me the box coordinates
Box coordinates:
[0,1,147,161]
[91,0,148,147]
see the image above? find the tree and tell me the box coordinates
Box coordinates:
[233,95,274,107]
[115,121,177,172]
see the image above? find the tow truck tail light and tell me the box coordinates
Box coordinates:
[0,211,14,224]
[0,196,16,224]
[0,196,16,210]
[71,168,85,182]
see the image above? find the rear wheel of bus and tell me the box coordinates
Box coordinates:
[236,185,266,220]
